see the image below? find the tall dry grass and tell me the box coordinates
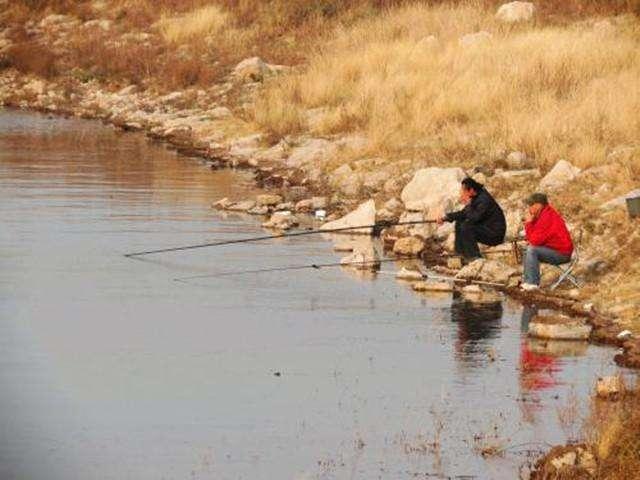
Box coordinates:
[157,4,229,43]
[254,2,640,171]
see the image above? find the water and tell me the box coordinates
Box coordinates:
[0,109,624,480]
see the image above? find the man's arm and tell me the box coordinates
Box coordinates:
[444,209,465,222]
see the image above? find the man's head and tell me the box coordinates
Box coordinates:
[460,177,483,203]
[526,192,548,217]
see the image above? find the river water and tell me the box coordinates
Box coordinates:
[0,109,624,480]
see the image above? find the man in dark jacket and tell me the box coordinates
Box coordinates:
[438,177,506,260]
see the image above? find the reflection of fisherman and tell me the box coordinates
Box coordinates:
[438,178,506,262]
[519,305,558,393]
[451,293,502,361]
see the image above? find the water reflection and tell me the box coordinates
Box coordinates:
[450,292,503,364]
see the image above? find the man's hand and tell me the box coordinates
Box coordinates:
[436,216,445,226]
[524,210,534,223]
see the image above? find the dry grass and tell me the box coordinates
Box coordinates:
[157,5,229,44]
[586,392,640,479]
[255,2,640,171]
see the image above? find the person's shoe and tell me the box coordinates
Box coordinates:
[520,283,539,292]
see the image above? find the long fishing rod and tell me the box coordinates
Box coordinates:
[124,219,437,258]
[173,258,402,283]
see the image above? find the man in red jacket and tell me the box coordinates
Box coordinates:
[521,193,574,291]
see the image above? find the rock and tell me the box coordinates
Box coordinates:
[39,14,76,28]
[447,257,463,269]
[456,259,517,284]
[412,281,454,292]
[384,198,404,213]
[539,160,581,190]
[229,134,263,159]
[362,170,389,191]
[247,205,269,215]
[494,168,541,180]
[383,177,403,194]
[233,57,271,82]
[459,31,492,48]
[208,107,232,119]
[159,91,184,104]
[504,209,522,241]
[505,151,533,169]
[528,315,592,341]
[83,19,112,30]
[320,200,376,235]
[274,202,294,212]
[256,194,283,207]
[393,236,425,257]
[226,200,256,212]
[376,208,398,223]
[262,212,298,230]
[596,375,625,400]
[538,445,597,478]
[212,197,232,209]
[117,85,138,96]
[294,199,314,213]
[396,267,424,281]
[495,2,535,23]
[401,167,466,212]
[462,284,482,294]
[311,196,328,210]
[340,242,380,270]
[287,138,338,168]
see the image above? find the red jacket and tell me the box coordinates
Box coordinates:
[524,205,573,256]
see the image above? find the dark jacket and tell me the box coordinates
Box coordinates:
[445,188,506,242]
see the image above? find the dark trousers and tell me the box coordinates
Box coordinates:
[454,221,503,259]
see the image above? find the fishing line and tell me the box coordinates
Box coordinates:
[173,258,404,282]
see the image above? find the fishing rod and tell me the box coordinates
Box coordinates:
[124,219,437,258]
[173,258,402,283]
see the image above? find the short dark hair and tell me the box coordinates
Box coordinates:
[526,192,548,206]
[461,177,484,192]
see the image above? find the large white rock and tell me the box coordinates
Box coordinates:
[539,160,581,190]
[320,200,376,235]
[495,2,536,23]
[401,167,466,212]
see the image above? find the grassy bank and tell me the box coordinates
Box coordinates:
[254,2,640,174]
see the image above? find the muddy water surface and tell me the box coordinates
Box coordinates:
[0,110,624,480]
